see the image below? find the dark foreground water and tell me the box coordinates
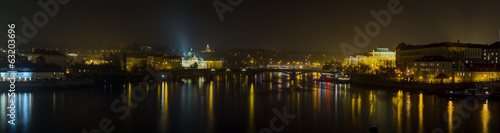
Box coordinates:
[1,72,499,133]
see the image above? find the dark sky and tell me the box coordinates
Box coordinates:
[1,0,500,56]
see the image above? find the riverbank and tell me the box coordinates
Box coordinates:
[350,74,500,98]
[0,79,97,91]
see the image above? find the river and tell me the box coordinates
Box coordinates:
[0,72,498,133]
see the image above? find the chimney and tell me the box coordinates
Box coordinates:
[457,40,460,44]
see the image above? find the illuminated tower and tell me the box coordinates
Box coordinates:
[204,44,212,53]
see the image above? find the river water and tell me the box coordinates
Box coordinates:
[0,72,498,133]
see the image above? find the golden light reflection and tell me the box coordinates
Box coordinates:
[208,81,215,133]
[357,94,361,117]
[351,94,355,123]
[158,82,161,104]
[313,85,319,120]
[418,93,424,133]
[392,90,403,133]
[369,91,375,119]
[406,92,411,132]
[481,102,490,133]
[161,81,169,131]
[249,83,255,133]
[447,100,454,133]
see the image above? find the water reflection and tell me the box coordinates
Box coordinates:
[160,81,169,132]
[405,92,411,133]
[481,101,490,133]
[392,90,403,133]
[448,100,454,133]
[0,72,498,133]
[418,93,424,133]
[248,83,254,133]
[0,92,32,133]
[208,81,214,133]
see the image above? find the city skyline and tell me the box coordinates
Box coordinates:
[2,1,500,133]
[1,0,500,55]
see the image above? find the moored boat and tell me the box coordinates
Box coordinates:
[317,72,350,83]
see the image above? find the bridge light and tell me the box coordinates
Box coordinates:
[226,69,231,72]
[211,69,216,72]
[242,69,247,71]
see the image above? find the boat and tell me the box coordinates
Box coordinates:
[439,85,493,97]
[317,72,350,83]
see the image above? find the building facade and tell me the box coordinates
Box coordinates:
[22,49,67,71]
[182,48,223,69]
[0,62,65,81]
[453,64,500,83]
[482,42,500,64]
[126,53,182,72]
[413,56,453,83]
[395,42,485,68]
[343,48,396,71]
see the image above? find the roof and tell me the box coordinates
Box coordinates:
[163,55,182,59]
[373,48,394,52]
[485,41,500,49]
[468,64,500,71]
[396,42,488,50]
[0,63,63,72]
[414,56,452,62]
[434,73,450,79]
[30,49,66,56]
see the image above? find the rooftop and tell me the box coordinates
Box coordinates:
[30,49,66,56]
[0,62,62,72]
[396,42,488,50]
[485,41,500,49]
[373,48,394,53]
[414,56,452,62]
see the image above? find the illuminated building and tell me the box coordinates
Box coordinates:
[0,57,64,81]
[454,64,500,83]
[343,48,396,71]
[413,56,453,83]
[202,44,213,53]
[482,41,500,64]
[395,42,485,68]
[182,48,223,69]
[126,53,182,72]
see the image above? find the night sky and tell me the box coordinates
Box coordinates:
[1,0,500,56]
